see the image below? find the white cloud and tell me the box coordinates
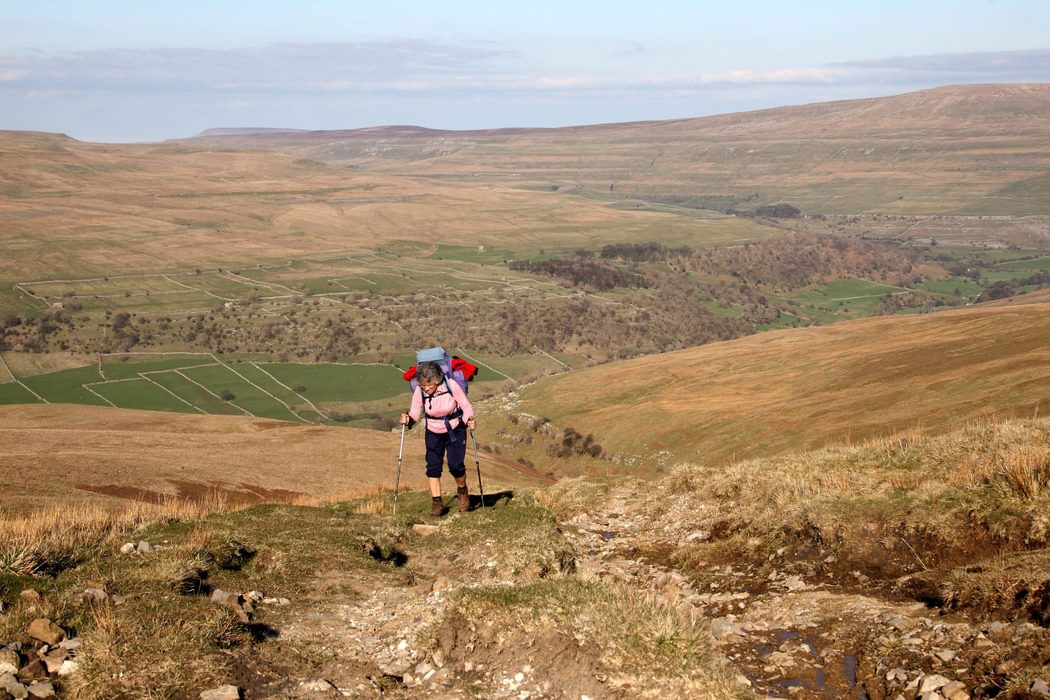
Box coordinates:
[1,43,1047,99]
[2,43,1049,140]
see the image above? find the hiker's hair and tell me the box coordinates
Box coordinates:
[417,361,445,385]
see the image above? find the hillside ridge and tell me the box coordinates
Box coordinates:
[180,83,1050,146]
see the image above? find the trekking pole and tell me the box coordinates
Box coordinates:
[393,423,406,516]
[470,429,486,508]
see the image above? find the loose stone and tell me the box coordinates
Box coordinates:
[199,685,241,700]
[0,650,18,675]
[919,674,951,694]
[25,621,64,647]
[26,681,55,699]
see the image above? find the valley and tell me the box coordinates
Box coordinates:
[2,84,1050,699]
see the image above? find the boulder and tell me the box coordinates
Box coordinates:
[412,524,439,536]
[919,674,951,694]
[41,649,69,674]
[80,588,108,603]
[55,660,79,677]
[296,679,336,695]
[942,680,969,700]
[56,639,80,653]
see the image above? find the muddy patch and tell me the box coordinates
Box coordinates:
[433,607,616,700]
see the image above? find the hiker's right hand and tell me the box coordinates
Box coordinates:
[399,412,410,425]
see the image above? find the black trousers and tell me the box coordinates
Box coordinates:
[424,424,467,479]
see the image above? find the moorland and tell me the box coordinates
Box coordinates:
[4,84,1050,436]
[2,84,1050,699]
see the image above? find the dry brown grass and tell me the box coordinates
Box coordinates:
[186,85,1050,221]
[0,404,552,515]
[511,302,1050,476]
[0,130,774,292]
[645,414,1050,599]
[292,484,395,514]
[0,492,233,576]
[530,476,615,520]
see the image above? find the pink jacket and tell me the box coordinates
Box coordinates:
[408,380,474,433]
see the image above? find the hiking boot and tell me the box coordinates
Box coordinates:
[457,486,470,513]
[431,498,444,517]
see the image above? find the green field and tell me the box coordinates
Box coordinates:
[0,382,39,404]
[790,278,909,302]
[90,377,199,413]
[0,350,562,426]
[180,364,302,422]
[918,277,985,297]
[21,366,110,406]
[432,244,520,265]
[146,371,246,415]
[101,356,217,380]
[776,278,912,322]
[259,362,404,404]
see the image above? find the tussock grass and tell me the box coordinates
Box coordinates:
[1,492,436,697]
[650,416,1050,618]
[429,500,576,581]
[0,491,232,577]
[530,476,614,520]
[660,417,1050,535]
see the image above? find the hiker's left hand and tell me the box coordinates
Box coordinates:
[466,416,476,430]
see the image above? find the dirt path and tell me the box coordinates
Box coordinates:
[223,483,1047,699]
[239,512,554,699]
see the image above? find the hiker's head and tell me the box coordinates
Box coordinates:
[417,361,444,393]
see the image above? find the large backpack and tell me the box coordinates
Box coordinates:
[401,347,479,394]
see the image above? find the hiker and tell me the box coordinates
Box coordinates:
[400,360,476,516]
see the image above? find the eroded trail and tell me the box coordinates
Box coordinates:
[223,484,1047,700]
[564,486,1050,700]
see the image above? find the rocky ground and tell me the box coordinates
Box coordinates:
[562,486,1050,700]
[3,483,1047,699]
[195,484,1050,700]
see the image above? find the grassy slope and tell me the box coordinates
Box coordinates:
[496,301,1050,472]
[0,130,776,292]
[0,491,745,699]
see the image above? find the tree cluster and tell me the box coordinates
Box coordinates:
[508,259,649,291]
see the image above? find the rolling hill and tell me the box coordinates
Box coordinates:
[179,84,1050,218]
[490,300,1050,472]
[0,129,773,291]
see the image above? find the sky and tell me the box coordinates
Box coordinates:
[2,0,1049,142]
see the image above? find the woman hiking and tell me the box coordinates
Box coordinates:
[400,360,476,516]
